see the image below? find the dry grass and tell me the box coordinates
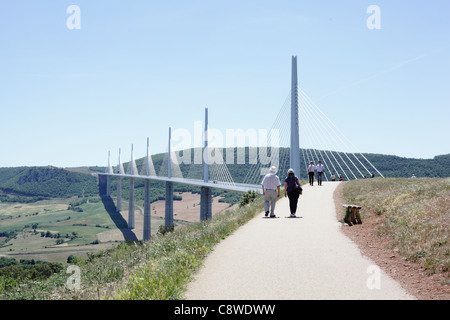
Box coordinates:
[342,178,449,275]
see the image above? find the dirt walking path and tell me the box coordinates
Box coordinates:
[185,182,415,300]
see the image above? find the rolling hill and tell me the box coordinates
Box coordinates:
[0,166,98,201]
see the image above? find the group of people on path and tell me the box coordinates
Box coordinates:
[261,166,302,218]
[261,161,382,218]
[307,161,325,186]
[261,161,345,218]
[308,161,346,185]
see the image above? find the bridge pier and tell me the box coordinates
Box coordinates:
[164,128,175,228]
[127,144,140,230]
[116,149,125,212]
[116,177,122,212]
[128,178,135,229]
[165,181,174,227]
[143,138,153,241]
[200,187,212,221]
[98,174,108,197]
[99,152,112,197]
[106,176,111,197]
[143,180,151,241]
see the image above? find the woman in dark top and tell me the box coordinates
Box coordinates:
[284,168,302,217]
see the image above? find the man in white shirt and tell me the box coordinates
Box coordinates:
[316,160,325,186]
[307,161,316,186]
[261,166,281,217]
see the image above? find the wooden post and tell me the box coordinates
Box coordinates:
[343,205,352,226]
[351,206,357,225]
[355,206,362,224]
[343,204,362,226]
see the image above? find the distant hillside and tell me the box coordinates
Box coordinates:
[362,153,450,178]
[0,166,98,199]
[0,151,448,203]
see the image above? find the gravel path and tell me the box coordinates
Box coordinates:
[185,182,415,300]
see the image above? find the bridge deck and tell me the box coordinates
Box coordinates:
[97,173,262,194]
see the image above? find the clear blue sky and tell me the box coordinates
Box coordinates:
[0,0,449,168]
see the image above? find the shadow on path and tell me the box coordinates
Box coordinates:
[101,196,138,242]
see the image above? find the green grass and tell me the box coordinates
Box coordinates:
[342,177,450,275]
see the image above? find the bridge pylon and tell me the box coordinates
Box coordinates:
[200,107,212,220]
[116,148,125,212]
[106,151,112,196]
[127,144,139,229]
[290,56,301,177]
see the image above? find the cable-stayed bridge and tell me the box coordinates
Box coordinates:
[98,56,383,241]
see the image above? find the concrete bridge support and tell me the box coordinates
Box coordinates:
[116,177,122,212]
[106,176,111,197]
[164,128,175,228]
[143,180,151,241]
[99,151,113,197]
[200,187,212,221]
[143,137,154,241]
[128,178,135,229]
[98,174,108,197]
[127,144,139,230]
[165,181,174,227]
[116,149,125,213]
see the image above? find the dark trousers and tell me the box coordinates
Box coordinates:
[308,172,314,185]
[287,191,300,214]
[317,172,323,185]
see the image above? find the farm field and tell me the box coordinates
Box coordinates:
[0,192,235,264]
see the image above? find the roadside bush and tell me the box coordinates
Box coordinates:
[0,262,63,281]
[239,190,259,207]
[157,224,175,235]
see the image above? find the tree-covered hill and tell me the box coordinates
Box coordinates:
[362,153,450,178]
[0,166,98,199]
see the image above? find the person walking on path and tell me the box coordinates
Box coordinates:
[316,161,324,186]
[284,168,302,217]
[307,161,316,186]
[261,166,281,217]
